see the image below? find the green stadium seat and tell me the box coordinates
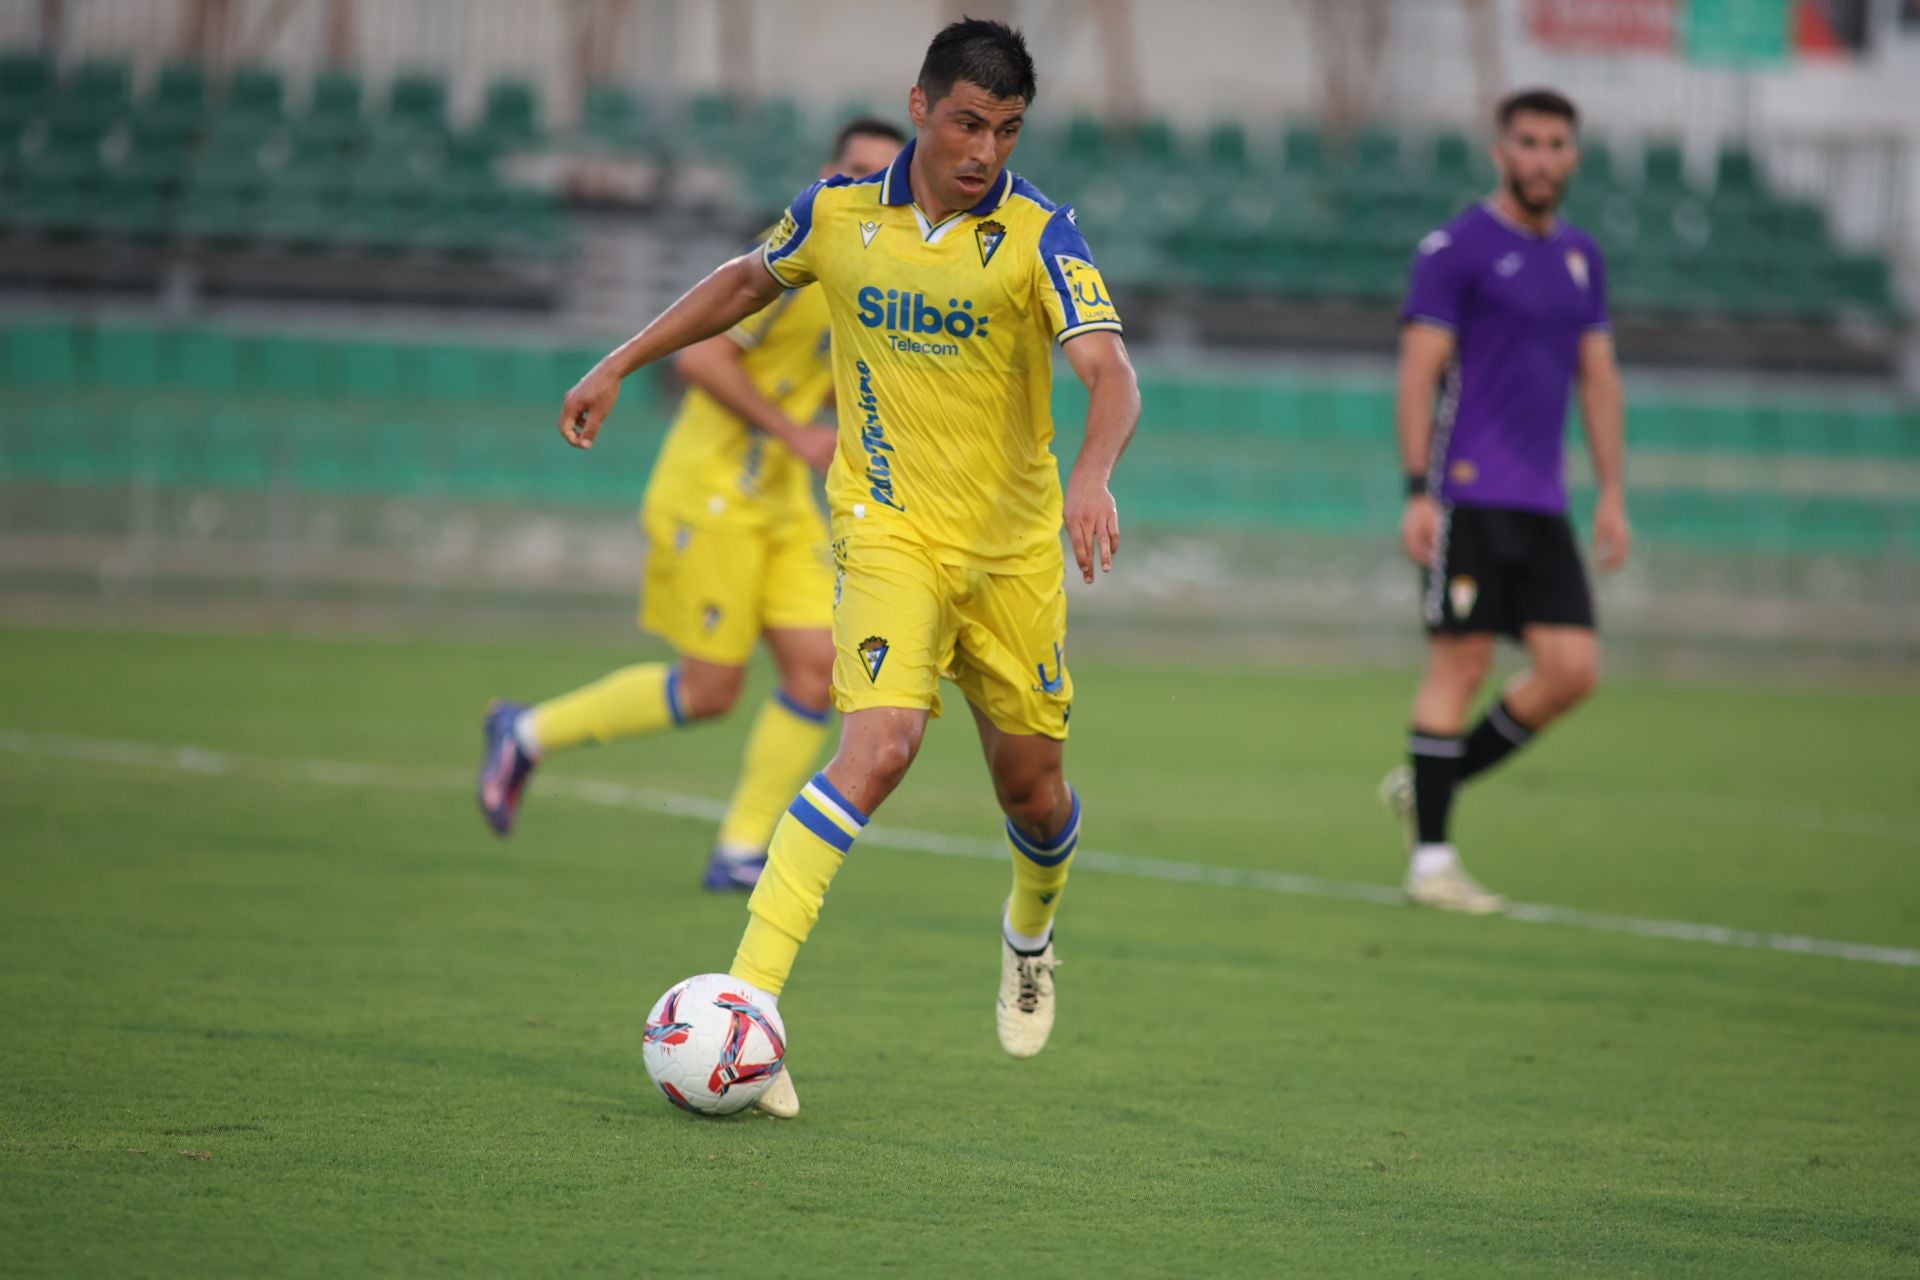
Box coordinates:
[146,60,207,138]
[1351,128,1400,175]
[1714,145,1759,197]
[304,69,364,145]
[481,79,539,145]
[54,58,131,130]
[88,175,170,239]
[387,71,447,133]
[1060,114,1110,169]
[1641,139,1686,192]
[1577,139,1615,191]
[0,49,53,102]
[1431,131,1473,181]
[1281,124,1324,174]
[408,343,484,400]
[226,65,284,119]
[1205,121,1250,173]
[582,82,649,147]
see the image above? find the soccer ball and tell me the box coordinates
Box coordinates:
[642,973,787,1115]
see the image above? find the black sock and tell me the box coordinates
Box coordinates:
[1407,729,1464,845]
[1458,699,1536,784]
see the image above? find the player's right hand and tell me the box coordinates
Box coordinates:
[787,425,838,475]
[558,365,622,450]
[1401,495,1440,568]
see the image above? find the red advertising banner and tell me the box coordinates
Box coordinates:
[1528,0,1677,52]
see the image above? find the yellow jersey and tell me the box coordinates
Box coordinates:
[642,277,834,531]
[761,138,1123,571]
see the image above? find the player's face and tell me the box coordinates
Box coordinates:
[907,79,1026,212]
[825,132,903,181]
[1495,111,1579,216]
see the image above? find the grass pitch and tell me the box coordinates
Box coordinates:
[1,626,1916,1277]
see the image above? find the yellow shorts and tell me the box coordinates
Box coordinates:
[830,536,1073,740]
[639,502,834,666]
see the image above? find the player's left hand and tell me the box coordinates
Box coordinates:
[1064,469,1120,584]
[558,365,623,450]
[1594,491,1631,573]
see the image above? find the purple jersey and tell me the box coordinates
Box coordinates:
[1400,203,1609,515]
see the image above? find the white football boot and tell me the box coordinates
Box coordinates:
[996,930,1061,1059]
[1381,765,1506,914]
[1404,861,1507,915]
[754,1069,800,1119]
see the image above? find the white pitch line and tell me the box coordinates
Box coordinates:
[3,728,1918,972]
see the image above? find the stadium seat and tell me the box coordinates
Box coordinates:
[582,82,649,148]
[226,65,285,120]
[304,69,364,145]
[1641,139,1687,193]
[1205,121,1250,173]
[1281,124,1324,175]
[387,71,447,133]
[479,79,539,146]
[247,336,326,396]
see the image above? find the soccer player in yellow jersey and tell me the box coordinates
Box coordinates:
[557,19,1141,1116]
[476,120,906,893]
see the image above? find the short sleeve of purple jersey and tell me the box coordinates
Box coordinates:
[1401,229,1469,330]
[1584,242,1611,331]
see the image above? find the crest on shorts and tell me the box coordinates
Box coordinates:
[702,604,723,632]
[1565,249,1590,289]
[1031,643,1066,695]
[1449,576,1478,620]
[858,635,890,683]
[976,219,1007,267]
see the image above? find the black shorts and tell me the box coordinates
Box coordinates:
[1423,504,1595,638]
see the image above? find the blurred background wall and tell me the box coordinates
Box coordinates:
[0,0,1914,676]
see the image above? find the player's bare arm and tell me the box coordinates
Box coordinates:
[1578,329,1630,573]
[1061,330,1140,585]
[558,252,785,449]
[1396,321,1457,568]
[674,335,837,474]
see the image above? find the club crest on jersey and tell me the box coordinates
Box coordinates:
[765,210,799,254]
[857,636,890,684]
[860,220,881,249]
[1495,251,1524,277]
[1057,256,1119,324]
[1565,249,1590,289]
[1450,576,1478,620]
[975,218,1007,267]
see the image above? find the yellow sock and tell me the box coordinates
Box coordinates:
[730,772,867,996]
[527,663,685,754]
[1006,787,1079,945]
[715,692,832,855]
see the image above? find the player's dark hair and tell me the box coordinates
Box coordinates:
[832,116,907,161]
[1498,88,1578,131]
[917,18,1037,106]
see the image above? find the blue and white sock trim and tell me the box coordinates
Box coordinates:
[1007,787,1080,867]
[786,772,869,855]
[665,669,688,727]
[774,688,832,725]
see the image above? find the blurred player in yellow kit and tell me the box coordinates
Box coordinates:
[554,20,1142,1116]
[476,120,907,892]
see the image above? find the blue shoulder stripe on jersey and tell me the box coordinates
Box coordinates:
[1035,204,1112,333]
[1006,173,1062,213]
